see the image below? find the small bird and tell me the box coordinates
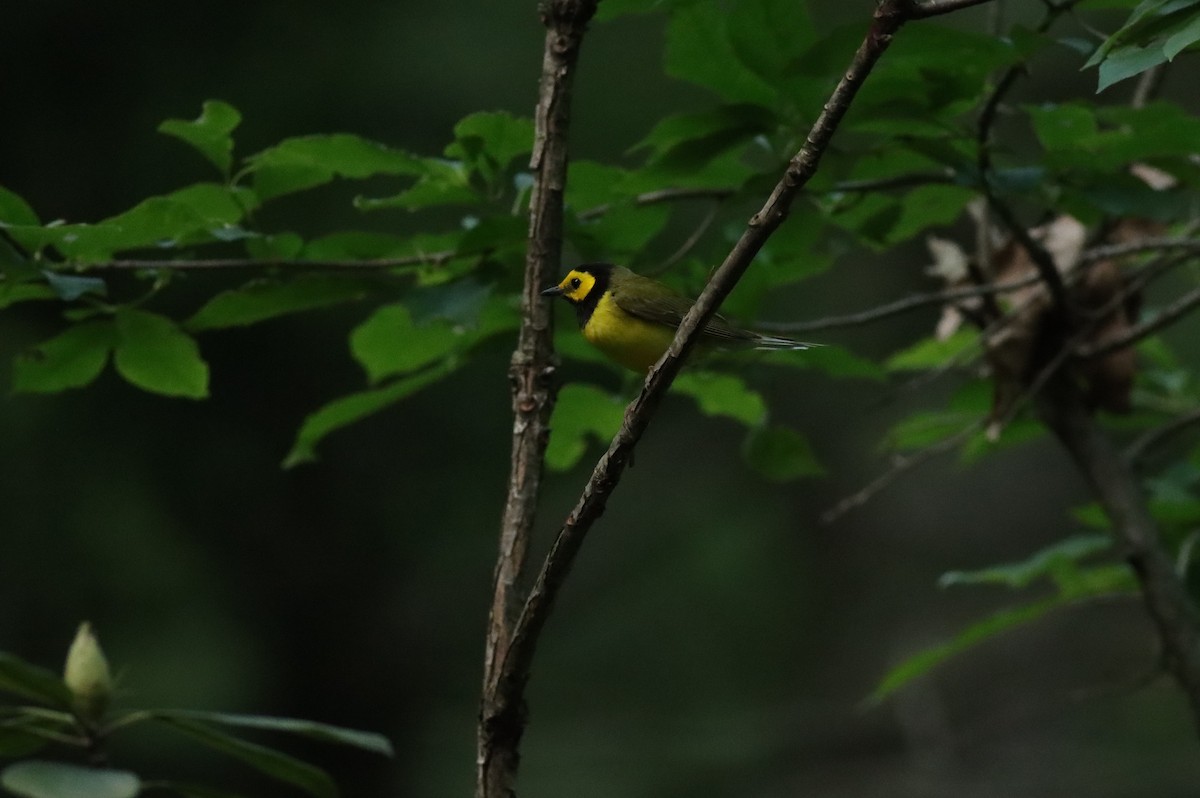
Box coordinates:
[541,262,816,373]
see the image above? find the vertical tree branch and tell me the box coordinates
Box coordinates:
[1038,376,1200,728]
[477,2,597,797]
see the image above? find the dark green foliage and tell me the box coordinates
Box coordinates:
[3,0,1200,791]
[0,639,392,798]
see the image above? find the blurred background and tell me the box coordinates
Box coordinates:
[3,1,1199,796]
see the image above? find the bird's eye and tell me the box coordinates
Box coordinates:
[569,277,582,289]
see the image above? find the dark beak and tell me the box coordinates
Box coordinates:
[540,285,564,297]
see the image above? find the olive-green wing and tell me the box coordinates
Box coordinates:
[609,269,757,344]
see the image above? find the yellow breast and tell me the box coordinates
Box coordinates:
[583,292,677,373]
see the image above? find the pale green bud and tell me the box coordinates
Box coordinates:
[63,622,113,721]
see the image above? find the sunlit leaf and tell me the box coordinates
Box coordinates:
[350,304,463,383]
[158,100,242,177]
[885,330,977,371]
[246,134,425,202]
[155,717,335,798]
[113,310,209,399]
[353,160,477,211]
[742,424,824,481]
[1,761,139,798]
[673,371,766,426]
[445,111,535,179]
[546,384,625,471]
[12,321,116,394]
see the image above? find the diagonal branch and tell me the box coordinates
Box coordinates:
[476,2,597,797]
[484,1,999,790]
[1038,375,1200,729]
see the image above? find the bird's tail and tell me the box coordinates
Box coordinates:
[751,333,819,351]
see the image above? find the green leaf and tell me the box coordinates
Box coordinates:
[245,135,425,202]
[742,425,824,481]
[568,203,670,262]
[632,105,775,166]
[158,100,242,177]
[939,535,1113,591]
[350,303,464,384]
[155,717,335,798]
[185,276,374,332]
[0,282,56,310]
[0,654,73,707]
[284,364,453,467]
[869,559,1138,705]
[150,711,393,757]
[353,159,476,211]
[113,310,209,399]
[884,411,974,452]
[1,761,139,798]
[12,321,116,394]
[869,599,1062,705]
[1097,43,1172,91]
[726,0,815,86]
[545,384,625,471]
[41,272,107,302]
[885,330,977,371]
[445,111,535,178]
[665,2,778,106]
[8,185,251,262]
[1163,10,1200,56]
[673,372,766,426]
[0,186,39,225]
[886,185,976,244]
[404,279,493,327]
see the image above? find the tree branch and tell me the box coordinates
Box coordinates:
[485,1,996,791]
[66,252,461,271]
[476,2,597,797]
[1125,408,1200,468]
[1037,375,1200,730]
[1076,285,1200,360]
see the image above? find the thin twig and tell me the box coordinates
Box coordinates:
[1125,408,1200,467]
[821,422,980,524]
[69,252,460,271]
[575,186,735,222]
[1131,63,1167,109]
[646,202,721,276]
[759,273,1043,333]
[1077,285,1200,360]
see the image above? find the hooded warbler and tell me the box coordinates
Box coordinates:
[542,262,815,373]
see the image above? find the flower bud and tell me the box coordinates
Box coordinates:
[63,622,113,721]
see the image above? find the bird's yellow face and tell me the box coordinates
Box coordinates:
[550,269,598,304]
